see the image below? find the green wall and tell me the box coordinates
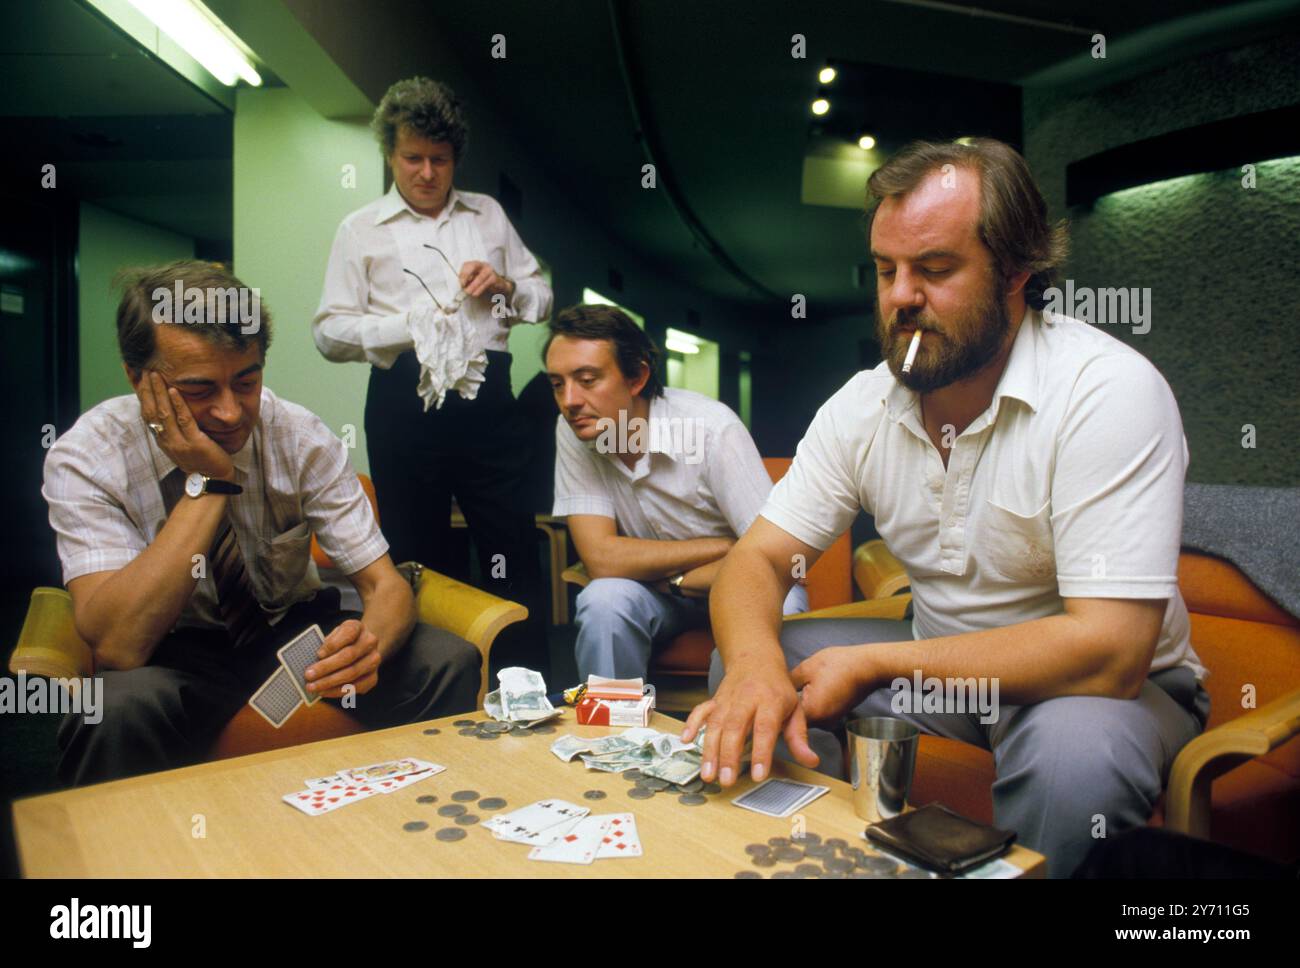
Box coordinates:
[233,85,382,472]
[78,202,194,410]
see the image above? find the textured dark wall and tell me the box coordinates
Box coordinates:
[1024,33,1300,486]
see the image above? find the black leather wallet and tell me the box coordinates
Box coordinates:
[865,803,1017,875]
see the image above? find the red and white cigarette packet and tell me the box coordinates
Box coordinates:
[577,686,657,727]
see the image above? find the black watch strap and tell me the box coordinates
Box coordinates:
[205,478,243,495]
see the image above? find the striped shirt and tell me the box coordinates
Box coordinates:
[42,387,387,630]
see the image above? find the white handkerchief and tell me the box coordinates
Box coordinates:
[408,303,488,411]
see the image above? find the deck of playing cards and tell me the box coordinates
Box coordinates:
[731,778,829,818]
[248,624,327,728]
[282,757,444,816]
[485,800,644,864]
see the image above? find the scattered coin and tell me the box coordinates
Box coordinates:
[475,732,500,741]
[793,832,822,846]
[422,728,441,735]
[678,793,707,806]
[772,870,800,879]
[820,871,848,879]
[457,727,478,736]
[774,846,804,863]
[621,769,644,782]
[641,777,670,792]
[824,857,854,874]
[416,795,438,804]
[803,844,833,860]
[734,871,763,879]
[533,724,557,734]
[751,854,777,868]
[627,787,655,800]
[678,778,704,794]
[437,804,467,818]
[435,827,467,842]
[825,838,848,850]
[450,790,479,802]
[452,719,476,727]
[402,821,428,832]
[767,837,792,848]
[701,782,722,795]
[857,855,898,875]
[478,797,507,811]
[454,813,480,826]
[794,864,822,877]
[744,844,772,857]
[509,726,532,737]
[583,790,608,801]
[482,721,511,734]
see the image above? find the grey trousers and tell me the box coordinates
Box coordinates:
[57,590,482,787]
[708,617,1210,879]
[573,576,809,682]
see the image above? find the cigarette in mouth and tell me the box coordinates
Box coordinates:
[901,329,922,373]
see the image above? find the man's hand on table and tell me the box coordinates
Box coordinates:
[305,620,381,698]
[680,656,820,788]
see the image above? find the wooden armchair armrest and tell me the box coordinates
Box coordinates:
[853,539,911,600]
[788,593,912,622]
[561,561,591,588]
[411,566,528,710]
[9,587,93,681]
[1164,686,1300,838]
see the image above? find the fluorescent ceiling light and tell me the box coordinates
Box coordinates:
[811,98,830,116]
[666,328,702,355]
[127,0,261,86]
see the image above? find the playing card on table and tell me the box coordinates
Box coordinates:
[731,778,829,818]
[342,758,444,789]
[527,815,612,865]
[595,813,642,859]
[276,624,326,705]
[485,799,589,844]
[303,772,345,790]
[249,665,302,728]
[282,781,377,816]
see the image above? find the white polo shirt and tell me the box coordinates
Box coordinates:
[762,309,1205,680]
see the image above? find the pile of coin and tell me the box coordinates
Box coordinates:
[450,718,558,740]
[413,789,509,840]
[617,766,722,807]
[734,832,934,879]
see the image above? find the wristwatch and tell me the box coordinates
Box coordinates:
[184,471,243,498]
[668,573,686,597]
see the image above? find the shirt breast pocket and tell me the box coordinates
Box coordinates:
[980,499,1056,584]
[254,520,312,609]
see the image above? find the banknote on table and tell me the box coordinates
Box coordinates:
[484,667,563,726]
[550,726,708,781]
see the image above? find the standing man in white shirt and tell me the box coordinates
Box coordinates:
[681,139,1208,877]
[546,305,806,681]
[314,77,553,680]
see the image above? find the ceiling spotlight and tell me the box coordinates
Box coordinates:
[811,98,830,116]
[857,134,877,151]
[819,66,837,84]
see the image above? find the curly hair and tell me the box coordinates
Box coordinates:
[372,76,469,161]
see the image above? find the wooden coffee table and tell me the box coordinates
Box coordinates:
[13,711,1045,877]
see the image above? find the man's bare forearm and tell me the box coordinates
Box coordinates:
[584,534,733,582]
[360,575,417,662]
[708,543,792,673]
[78,494,229,670]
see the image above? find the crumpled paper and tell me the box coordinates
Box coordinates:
[408,302,488,411]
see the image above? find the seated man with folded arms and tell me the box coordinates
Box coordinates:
[681,139,1208,878]
[45,260,480,786]
[545,304,806,682]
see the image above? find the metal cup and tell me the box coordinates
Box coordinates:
[847,717,919,823]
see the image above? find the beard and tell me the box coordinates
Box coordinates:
[876,272,1013,393]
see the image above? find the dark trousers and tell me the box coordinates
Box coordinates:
[365,349,549,684]
[56,588,481,787]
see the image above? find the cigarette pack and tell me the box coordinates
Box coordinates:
[576,686,657,727]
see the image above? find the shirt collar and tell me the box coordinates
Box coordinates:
[374,184,480,226]
[883,307,1043,422]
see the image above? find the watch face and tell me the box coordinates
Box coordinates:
[185,472,205,498]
